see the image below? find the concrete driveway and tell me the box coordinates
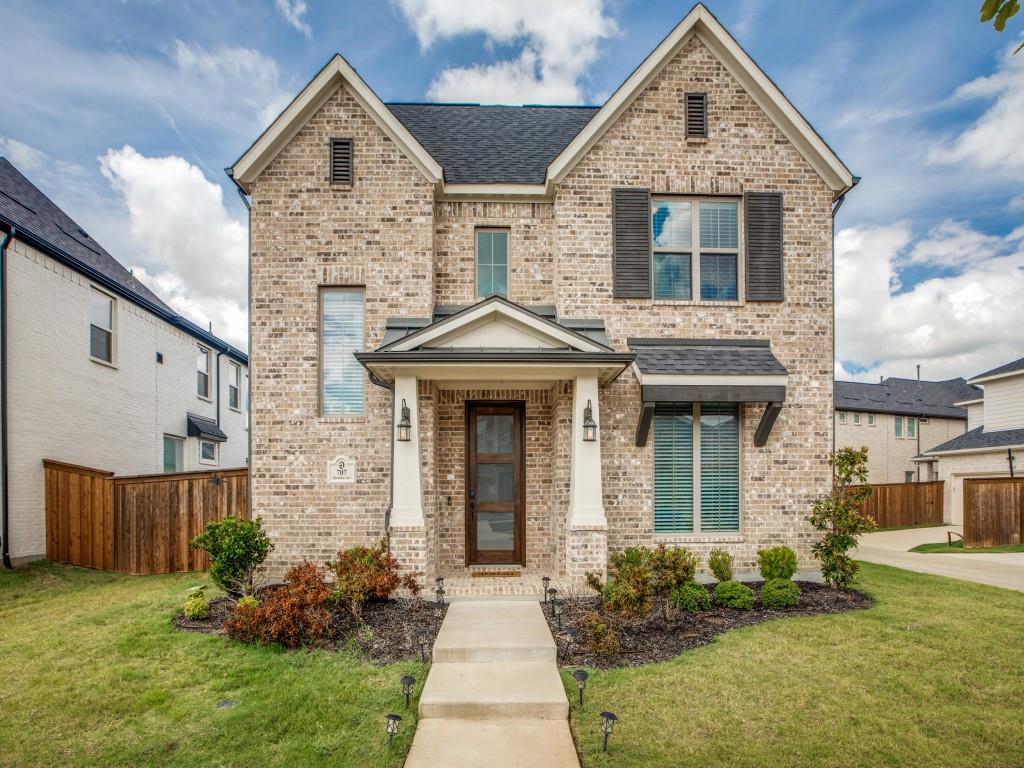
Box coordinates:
[856,525,1024,592]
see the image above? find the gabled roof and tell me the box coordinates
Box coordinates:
[970,356,1024,385]
[0,158,246,364]
[835,377,981,420]
[924,425,1024,455]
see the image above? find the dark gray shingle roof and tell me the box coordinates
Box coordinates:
[386,104,599,184]
[187,413,228,442]
[628,339,788,376]
[926,426,1024,454]
[972,356,1024,381]
[835,377,980,419]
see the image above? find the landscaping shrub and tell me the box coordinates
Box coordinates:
[236,595,259,610]
[670,581,711,612]
[586,547,654,617]
[190,516,272,598]
[582,610,621,658]
[758,546,798,581]
[760,578,800,609]
[225,562,331,649]
[715,580,754,609]
[182,587,209,620]
[327,539,420,622]
[708,548,733,582]
[651,545,698,618]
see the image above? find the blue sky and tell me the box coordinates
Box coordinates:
[2,0,1022,381]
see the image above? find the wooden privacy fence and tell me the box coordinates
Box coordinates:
[963,478,1024,548]
[44,460,249,575]
[855,480,944,529]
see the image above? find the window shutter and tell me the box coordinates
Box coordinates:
[612,187,652,298]
[330,138,353,185]
[744,191,784,301]
[685,92,707,138]
[654,403,694,533]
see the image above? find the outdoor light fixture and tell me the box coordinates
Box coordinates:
[542,575,551,602]
[435,584,446,604]
[386,714,402,747]
[572,669,589,707]
[400,675,416,709]
[561,627,578,661]
[397,399,412,442]
[435,576,445,591]
[582,399,598,442]
[553,598,562,630]
[600,711,618,753]
[547,587,558,615]
[415,630,430,662]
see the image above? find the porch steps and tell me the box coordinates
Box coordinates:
[432,600,557,663]
[418,661,568,719]
[405,719,579,768]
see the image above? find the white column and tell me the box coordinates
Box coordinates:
[390,375,424,527]
[569,375,606,527]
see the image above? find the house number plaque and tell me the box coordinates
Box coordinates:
[328,455,355,483]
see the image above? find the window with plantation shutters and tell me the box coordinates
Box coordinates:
[744,192,784,301]
[612,187,652,298]
[654,403,694,532]
[330,138,353,185]
[320,287,364,416]
[685,92,707,138]
[699,403,740,532]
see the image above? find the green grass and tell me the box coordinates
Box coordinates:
[910,540,1024,554]
[0,563,424,768]
[561,563,1024,767]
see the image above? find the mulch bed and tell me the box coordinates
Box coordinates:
[542,581,873,669]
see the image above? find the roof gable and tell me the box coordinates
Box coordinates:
[970,356,1024,384]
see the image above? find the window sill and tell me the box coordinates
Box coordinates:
[653,533,743,544]
[318,416,366,425]
[90,356,117,370]
[229,407,242,414]
[685,136,709,144]
[197,395,213,403]
[651,299,744,307]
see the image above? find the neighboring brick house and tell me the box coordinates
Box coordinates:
[919,357,1024,524]
[229,5,857,586]
[0,158,249,566]
[834,377,978,484]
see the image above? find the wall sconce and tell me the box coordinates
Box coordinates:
[582,399,598,442]
[397,399,412,442]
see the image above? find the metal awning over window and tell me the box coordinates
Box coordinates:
[186,413,228,442]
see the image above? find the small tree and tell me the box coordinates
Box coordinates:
[190,516,273,598]
[808,447,876,588]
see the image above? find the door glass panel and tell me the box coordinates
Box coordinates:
[476,512,515,550]
[477,463,514,502]
[477,415,515,454]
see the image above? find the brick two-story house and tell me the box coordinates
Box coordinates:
[229,5,856,588]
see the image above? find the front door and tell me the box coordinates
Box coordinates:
[466,402,525,565]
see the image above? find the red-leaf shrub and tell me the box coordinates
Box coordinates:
[225,561,331,649]
[328,539,420,622]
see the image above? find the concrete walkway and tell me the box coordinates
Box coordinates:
[856,525,1024,592]
[406,601,579,768]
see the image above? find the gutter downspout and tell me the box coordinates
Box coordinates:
[366,369,396,538]
[2,227,14,568]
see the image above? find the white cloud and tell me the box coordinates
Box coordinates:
[836,223,1024,383]
[274,0,312,39]
[904,219,1003,269]
[99,146,248,349]
[0,136,48,172]
[395,0,617,104]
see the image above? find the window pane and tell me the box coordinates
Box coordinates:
[477,415,515,454]
[895,417,903,437]
[654,252,692,299]
[477,231,508,297]
[491,231,508,264]
[229,386,239,410]
[652,200,691,248]
[653,403,694,533]
[477,512,515,551]
[90,326,112,362]
[321,288,365,416]
[163,437,180,473]
[699,202,739,249]
[700,402,740,532]
[200,441,216,462]
[699,253,738,300]
[197,348,209,374]
[90,291,112,330]
[477,463,515,503]
[907,418,916,438]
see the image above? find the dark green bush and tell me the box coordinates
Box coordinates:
[190,517,273,597]
[586,547,654,617]
[651,544,698,618]
[715,580,754,609]
[758,546,798,581]
[708,548,733,582]
[670,581,711,612]
[760,578,800,609]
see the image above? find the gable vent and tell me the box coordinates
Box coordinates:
[685,92,707,138]
[330,138,353,185]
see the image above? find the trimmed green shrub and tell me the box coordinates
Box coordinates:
[670,581,711,612]
[586,547,654,617]
[583,611,621,657]
[708,548,733,582]
[651,544,698,618]
[760,578,800,609]
[190,517,273,598]
[237,595,259,610]
[183,587,209,620]
[758,546,798,581]
[715,580,754,609]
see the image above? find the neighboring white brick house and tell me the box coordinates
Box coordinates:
[0,158,248,564]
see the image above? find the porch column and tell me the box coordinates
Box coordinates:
[569,375,606,526]
[391,375,423,526]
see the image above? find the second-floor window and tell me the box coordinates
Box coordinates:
[229,362,241,411]
[321,287,364,416]
[652,198,738,301]
[476,228,509,298]
[907,416,916,439]
[197,346,211,399]
[89,289,115,363]
[895,416,903,438]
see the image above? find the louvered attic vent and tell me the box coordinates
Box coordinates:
[685,92,707,138]
[330,138,353,185]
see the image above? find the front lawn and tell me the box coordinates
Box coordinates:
[0,563,423,768]
[562,563,1024,767]
[910,540,1024,554]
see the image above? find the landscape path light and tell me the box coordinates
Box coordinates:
[601,711,618,753]
[386,714,402,748]
[400,675,416,709]
[542,575,551,602]
[572,669,589,707]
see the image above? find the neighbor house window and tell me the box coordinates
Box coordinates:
[199,439,217,465]
[868,414,876,426]
[838,412,847,424]
[652,198,738,300]
[853,413,861,425]
[162,435,183,473]
[320,287,364,416]
[654,402,740,534]
[895,416,904,438]
[89,288,114,363]
[476,229,509,297]
[197,346,211,399]
[228,362,241,411]
[907,417,916,439]
[905,470,915,483]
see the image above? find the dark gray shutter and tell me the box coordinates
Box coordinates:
[685,92,707,138]
[612,187,652,298]
[744,191,784,301]
[330,138,353,185]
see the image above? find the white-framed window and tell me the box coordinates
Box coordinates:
[89,288,115,363]
[838,412,847,424]
[476,228,509,298]
[320,287,365,416]
[653,402,740,534]
[652,198,739,301]
[895,416,904,438]
[853,413,861,426]
[197,346,211,399]
[162,434,183,473]
[905,470,915,483]
[199,439,218,465]
[868,414,876,427]
[907,417,916,439]
[228,361,241,411]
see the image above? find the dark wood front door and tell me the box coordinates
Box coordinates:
[466,401,525,565]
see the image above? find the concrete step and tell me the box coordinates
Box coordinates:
[419,661,569,720]
[404,718,580,768]
[432,600,556,663]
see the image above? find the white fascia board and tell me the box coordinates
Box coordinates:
[365,361,627,383]
[634,368,788,388]
[968,369,1024,386]
[926,444,1024,457]
[231,55,442,189]
[954,398,984,406]
[438,183,550,201]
